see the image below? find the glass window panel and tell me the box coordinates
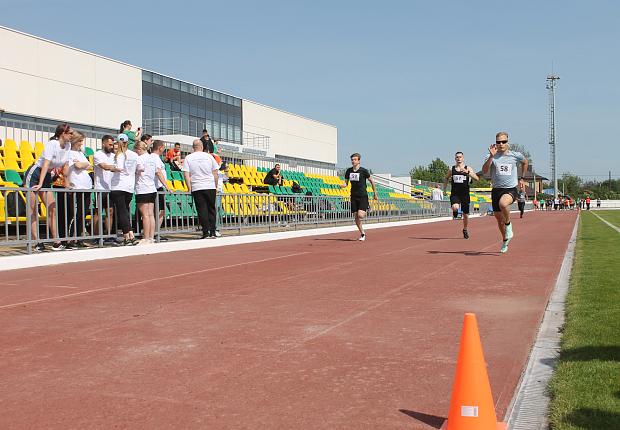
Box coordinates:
[212,111,220,122]
[142,70,152,82]
[142,81,152,96]
[181,81,189,92]
[181,104,190,114]
[220,122,227,139]
[227,124,233,140]
[172,101,180,112]
[205,120,213,134]
[162,76,171,87]
[227,95,234,105]
[234,126,241,143]
[153,85,165,98]
[189,120,197,136]
[180,91,190,103]
[152,73,162,85]
[162,110,171,119]
[198,107,205,118]
[142,104,152,119]
[234,98,241,107]
[205,98,213,115]
[205,89,213,99]
[153,97,163,108]
[212,92,220,102]
[234,116,241,126]
[190,105,198,116]
[171,79,180,90]
[143,95,153,106]
[220,114,228,125]
[152,108,162,119]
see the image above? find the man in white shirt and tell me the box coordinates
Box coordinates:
[431,184,444,201]
[92,135,121,243]
[182,139,220,239]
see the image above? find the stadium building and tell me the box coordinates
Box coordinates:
[0,25,337,174]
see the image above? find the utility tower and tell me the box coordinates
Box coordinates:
[546,74,560,198]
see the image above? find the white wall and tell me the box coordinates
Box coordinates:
[242,100,337,165]
[0,26,141,129]
[374,173,412,194]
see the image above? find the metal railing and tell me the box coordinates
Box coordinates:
[1,187,455,254]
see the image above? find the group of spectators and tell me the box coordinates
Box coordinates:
[24,121,228,251]
[535,196,601,211]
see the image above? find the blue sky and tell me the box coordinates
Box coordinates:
[3,0,619,180]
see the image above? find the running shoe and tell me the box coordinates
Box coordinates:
[214,231,222,237]
[122,238,139,246]
[51,242,65,251]
[500,240,509,253]
[505,222,514,240]
[34,243,45,252]
[358,233,366,241]
[463,229,469,239]
[65,242,79,250]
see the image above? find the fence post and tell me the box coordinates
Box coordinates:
[26,189,32,254]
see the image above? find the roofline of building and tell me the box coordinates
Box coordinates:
[1,25,337,130]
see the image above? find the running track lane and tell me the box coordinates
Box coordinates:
[0,211,578,429]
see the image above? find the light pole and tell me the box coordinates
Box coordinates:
[546,74,560,199]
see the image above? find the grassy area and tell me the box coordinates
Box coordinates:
[594,210,620,228]
[548,211,620,429]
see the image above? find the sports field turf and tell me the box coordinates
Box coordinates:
[548,211,620,429]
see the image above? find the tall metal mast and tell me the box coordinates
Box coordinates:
[546,74,560,198]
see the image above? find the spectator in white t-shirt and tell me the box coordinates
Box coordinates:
[182,139,220,239]
[431,184,444,201]
[93,135,121,244]
[134,141,170,244]
[150,140,172,235]
[25,123,73,252]
[110,134,141,246]
[63,131,93,248]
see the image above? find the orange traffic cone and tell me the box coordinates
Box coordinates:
[441,313,506,430]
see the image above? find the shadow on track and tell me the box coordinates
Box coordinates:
[409,237,456,240]
[398,409,444,429]
[427,250,499,256]
[313,238,357,242]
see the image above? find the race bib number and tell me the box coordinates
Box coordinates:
[497,164,512,176]
[349,172,360,181]
[453,175,467,184]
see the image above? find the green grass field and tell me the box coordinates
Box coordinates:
[594,210,620,228]
[548,211,620,429]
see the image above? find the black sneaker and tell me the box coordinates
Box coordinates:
[122,238,139,246]
[34,243,45,252]
[463,229,469,239]
[51,242,65,251]
[66,242,79,250]
[159,236,169,242]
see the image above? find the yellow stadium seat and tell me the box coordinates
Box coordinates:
[34,142,45,159]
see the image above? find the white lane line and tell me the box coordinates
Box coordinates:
[591,212,620,233]
[0,252,308,310]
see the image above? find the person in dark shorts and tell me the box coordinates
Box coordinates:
[517,185,526,218]
[444,151,479,239]
[340,153,378,241]
[481,131,528,253]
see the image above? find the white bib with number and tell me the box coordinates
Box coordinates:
[349,172,360,181]
[497,163,512,176]
[453,174,467,184]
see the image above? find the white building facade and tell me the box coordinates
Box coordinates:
[0,26,337,173]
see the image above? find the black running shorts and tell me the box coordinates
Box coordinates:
[350,195,369,213]
[450,193,470,214]
[491,187,519,212]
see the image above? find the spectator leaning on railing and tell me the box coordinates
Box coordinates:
[110,134,141,246]
[93,135,121,245]
[26,123,73,252]
[166,142,183,171]
[64,131,93,249]
[182,139,220,239]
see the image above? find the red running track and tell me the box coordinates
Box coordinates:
[0,211,577,429]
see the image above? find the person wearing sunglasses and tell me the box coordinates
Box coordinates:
[481,131,528,253]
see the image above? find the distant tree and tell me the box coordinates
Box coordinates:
[410,158,449,183]
[471,177,490,188]
[557,173,582,197]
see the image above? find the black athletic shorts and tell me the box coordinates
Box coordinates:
[25,165,52,189]
[491,187,519,212]
[450,193,470,214]
[135,192,157,204]
[93,191,112,210]
[350,195,369,213]
[157,187,165,211]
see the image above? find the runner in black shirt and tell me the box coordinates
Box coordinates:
[443,151,479,239]
[340,153,378,241]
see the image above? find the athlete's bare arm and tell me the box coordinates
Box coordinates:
[518,157,529,189]
[467,167,479,181]
[443,168,452,192]
[368,176,378,200]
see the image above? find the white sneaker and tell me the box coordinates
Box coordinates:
[358,234,366,241]
[500,240,509,253]
[214,231,222,237]
[505,223,514,240]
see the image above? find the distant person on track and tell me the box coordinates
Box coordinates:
[597,198,601,208]
[586,197,591,210]
[443,151,479,239]
[517,185,526,218]
[340,153,378,241]
[481,131,528,253]
[431,184,444,201]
